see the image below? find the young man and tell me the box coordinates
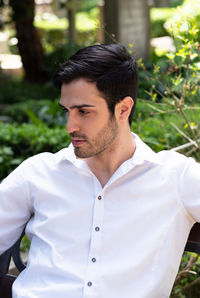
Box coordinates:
[0,44,200,298]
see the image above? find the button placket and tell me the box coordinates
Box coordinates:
[83,193,104,297]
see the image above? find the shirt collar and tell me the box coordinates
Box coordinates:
[55,133,161,166]
[131,133,161,166]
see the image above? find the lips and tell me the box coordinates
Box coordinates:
[71,139,86,147]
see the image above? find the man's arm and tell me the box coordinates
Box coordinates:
[0,161,33,255]
[179,157,200,222]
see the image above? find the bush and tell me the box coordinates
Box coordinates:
[144,4,200,107]
[2,99,66,126]
[150,8,174,37]
[171,252,200,297]
[132,100,200,154]
[144,6,200,296]
[150,0,200,39]
[35,8,99,55]
[44,43,82,78]
[164,0,200,38]
[0,75,59,105]
[0,122,70,180]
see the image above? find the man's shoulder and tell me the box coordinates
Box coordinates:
[21,147,71,169]
[155,149,198,173]
[134,134,193,168]
[156,149,191,163]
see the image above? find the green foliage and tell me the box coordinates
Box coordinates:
[3,98,67,126]
[0,121,70,180]
[34,16,68,30]
[144,5,200,296]
[0,75,59,104]
[34,8,99,54]
[8,7,99,58]
[147,6,200,109]
[169,0,184,7]
[132,101,200,154]
[171,252,200,297]
[165,0,200,36]
[35,9,98,32]
[80,0,99,12]
[150,0,200,38]
[150,8,174,37]
[20,235,30,252]
[76,9,99,32]
[44,43,82,76]
[39,29,67,54]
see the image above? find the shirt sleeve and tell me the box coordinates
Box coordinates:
[0,161,33,255]
[179,157,200,222]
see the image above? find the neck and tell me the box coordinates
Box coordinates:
[85,130,136,187]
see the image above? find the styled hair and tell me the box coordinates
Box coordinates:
[53,44,138,126]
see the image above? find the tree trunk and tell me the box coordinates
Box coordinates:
[9,0,45,83]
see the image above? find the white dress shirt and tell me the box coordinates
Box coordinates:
[0,133,200,298]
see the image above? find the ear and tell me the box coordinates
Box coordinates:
[115,96,134,124]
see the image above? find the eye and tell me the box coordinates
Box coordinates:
[79,109,89,115]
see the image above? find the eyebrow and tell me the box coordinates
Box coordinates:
[59,103,95,110]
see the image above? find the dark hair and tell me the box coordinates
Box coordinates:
[53,44,138,126]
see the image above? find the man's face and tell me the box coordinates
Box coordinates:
[60,79,119,158]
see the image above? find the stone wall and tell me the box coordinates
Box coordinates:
[118,0,150,59]
[104,0,150,60]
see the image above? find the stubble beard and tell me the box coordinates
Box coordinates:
[72,117,119,159]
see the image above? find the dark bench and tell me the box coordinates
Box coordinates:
[0,230,25,298]
[0,223,200,298]
[185,223,200,253]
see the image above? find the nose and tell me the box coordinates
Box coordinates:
[65,114,80,134]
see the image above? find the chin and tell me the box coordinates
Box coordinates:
[74,148,89,158]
